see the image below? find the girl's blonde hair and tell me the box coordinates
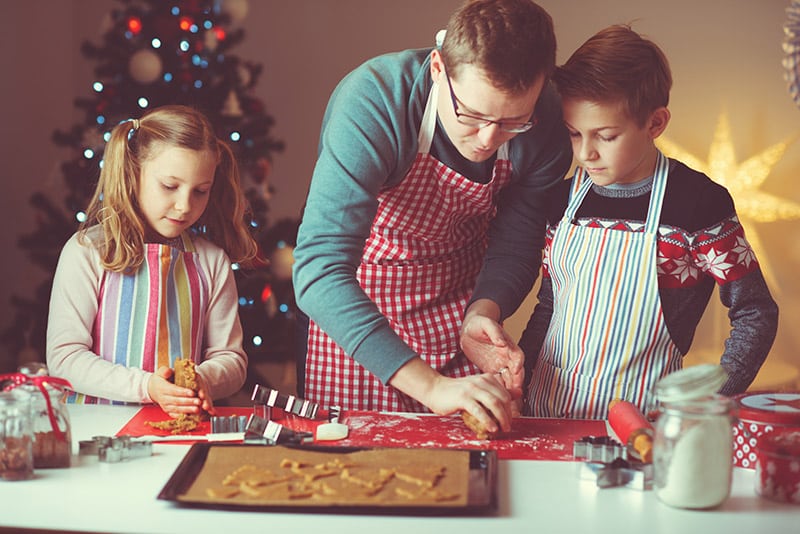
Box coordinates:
[79,104,258,272]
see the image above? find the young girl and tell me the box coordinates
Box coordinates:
[46,105,258,417]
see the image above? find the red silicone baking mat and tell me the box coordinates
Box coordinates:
[116,405,255,439]
[331,412,607,461]
[118,407,606,461]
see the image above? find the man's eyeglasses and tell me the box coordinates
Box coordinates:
[444,70,536,134]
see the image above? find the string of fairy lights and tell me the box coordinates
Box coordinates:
[61,0,292,355]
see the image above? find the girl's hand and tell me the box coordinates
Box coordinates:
[194,372,217,416]
[148,366,202,418]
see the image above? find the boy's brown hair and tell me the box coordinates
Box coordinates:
[553,24,672,125]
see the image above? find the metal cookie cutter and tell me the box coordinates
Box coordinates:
[251,385,320,419]
[244,414,313,445]
[79,435,153,463]
[574,435,628,463]
[210,415,248,433]
[574,435,653,491]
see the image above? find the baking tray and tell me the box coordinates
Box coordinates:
[158,443,497,515]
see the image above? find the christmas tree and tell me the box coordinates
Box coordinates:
[2,0,298,373]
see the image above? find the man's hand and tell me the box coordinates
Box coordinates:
[389,359,514,434]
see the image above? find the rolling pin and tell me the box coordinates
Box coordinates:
[608,399,654,463]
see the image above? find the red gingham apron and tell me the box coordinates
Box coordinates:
[306,83,512,412]
[526,152,682,419]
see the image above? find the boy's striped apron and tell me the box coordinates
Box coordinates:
[526,151,682,419]
[66,233,208,404]
[305,82,512,412]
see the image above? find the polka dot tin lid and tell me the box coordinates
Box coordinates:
[734,392,800,426]
[732,391,800,469]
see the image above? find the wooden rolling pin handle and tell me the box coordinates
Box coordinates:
[608,399,654,463]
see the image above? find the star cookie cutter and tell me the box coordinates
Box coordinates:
[573,435,653,491]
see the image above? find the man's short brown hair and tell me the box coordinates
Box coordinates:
[441,0,556,94]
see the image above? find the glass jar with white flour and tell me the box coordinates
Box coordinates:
[653,364,734,509]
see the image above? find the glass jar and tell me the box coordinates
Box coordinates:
[652,365,734,509]
[18,363,72,468]
[0,390,34,481]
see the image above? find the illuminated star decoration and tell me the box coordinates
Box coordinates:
[656,112,800,296]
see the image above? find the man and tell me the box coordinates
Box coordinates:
[293,0,571,434]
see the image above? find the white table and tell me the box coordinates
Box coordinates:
[0,405,796,534]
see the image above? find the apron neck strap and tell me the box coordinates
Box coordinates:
[418,84,439,154]
[565,150,669,234]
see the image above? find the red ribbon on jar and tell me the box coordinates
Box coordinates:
[0,373,73,441]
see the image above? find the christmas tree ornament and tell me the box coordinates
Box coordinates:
[252,156,271,184]
[80,129,105,153]
[271,245,295,281]
[128,49,163,84]
[203,29,218,51]
[127,16,143,35]
[784,0,800,108]
[220,0,249,25]
[5,0,290,367]
[236,63,251,86]
[221,90,243,117]
[99,12,114,34]
[178,16,195,32]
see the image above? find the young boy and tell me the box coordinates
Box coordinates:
[520,25,778,419]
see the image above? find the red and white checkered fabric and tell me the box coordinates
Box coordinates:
[306,150,512,412]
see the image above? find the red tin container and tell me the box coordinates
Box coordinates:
[732,392,800,469]
[755,428,800,504]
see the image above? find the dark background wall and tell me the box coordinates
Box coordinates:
[1,1,798,385]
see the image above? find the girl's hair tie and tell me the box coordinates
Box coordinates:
[126,118,140,141]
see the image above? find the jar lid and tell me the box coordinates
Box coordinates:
[734,391,800,426]
[18,362,49,377]
[654,364,728,403]
[758,428,800,457]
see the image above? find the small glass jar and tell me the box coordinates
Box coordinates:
[755,428,800,504]
[653,365,734,509]
[18,363,72,468]
[0,390,34,481]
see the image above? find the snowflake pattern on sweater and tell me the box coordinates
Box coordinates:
[522,160,778,396]
[543,214,759,288]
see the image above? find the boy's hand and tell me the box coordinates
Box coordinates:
[460,312,524,400]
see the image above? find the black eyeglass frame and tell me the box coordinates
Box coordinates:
[443,70,537,134]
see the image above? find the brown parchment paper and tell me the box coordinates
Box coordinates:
[178,445,470,508]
